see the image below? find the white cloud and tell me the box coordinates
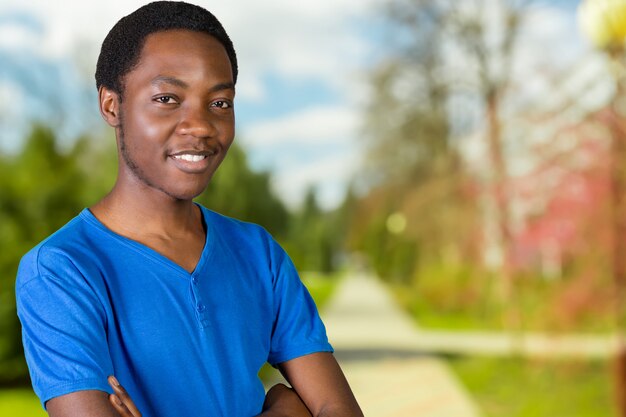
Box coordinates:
[0,80,25,151]
[196,1,375,99]
[0,82,25,130]
[240,104,361,208]
[516,6,584,72]
[273,151,360,209]
[0,24,39,51]
[242,105,358,147]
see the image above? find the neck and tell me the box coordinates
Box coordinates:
[90,178,203,240]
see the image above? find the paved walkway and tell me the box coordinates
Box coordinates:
[397,328,619,359]
[320,274,482,417]
[322,274,619,360]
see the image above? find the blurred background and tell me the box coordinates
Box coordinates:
[0,0,624,416]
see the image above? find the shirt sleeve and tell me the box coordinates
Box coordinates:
[16,254,113,408]
[267,243,333,366]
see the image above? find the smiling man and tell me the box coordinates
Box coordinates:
[15,2,362,417]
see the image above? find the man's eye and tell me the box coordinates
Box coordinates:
[212,100,231,109]
[155,96,176,104]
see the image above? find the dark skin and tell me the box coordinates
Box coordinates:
[107,376,313,417]
[46,29,362,417]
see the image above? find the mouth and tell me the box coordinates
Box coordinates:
[168,150,216,173]
[172,154,208,162]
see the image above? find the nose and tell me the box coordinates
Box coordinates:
[176,103,216,139]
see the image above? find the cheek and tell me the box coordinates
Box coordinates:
[126,109,172,153]
[218,119,236,148]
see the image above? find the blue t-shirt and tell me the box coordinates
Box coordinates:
[16,205,332,417]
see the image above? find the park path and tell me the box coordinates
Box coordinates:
[320,273,483,417]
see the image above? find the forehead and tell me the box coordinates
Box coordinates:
[128,29,233,84]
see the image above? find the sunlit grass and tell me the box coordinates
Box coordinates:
[0,388,46,417]
[449,356,616,417]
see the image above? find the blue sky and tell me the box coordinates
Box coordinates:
[0,0,588,209]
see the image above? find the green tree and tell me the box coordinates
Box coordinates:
[284,187,335,273]
[194,143,290,238]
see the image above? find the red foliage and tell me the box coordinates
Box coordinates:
[509,121,612,275]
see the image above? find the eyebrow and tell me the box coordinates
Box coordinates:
[208,82,236,94]
[151,76,235,93]
[151,76,188,89]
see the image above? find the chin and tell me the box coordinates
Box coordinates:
[167,188,207,201]
[166,180,211,201]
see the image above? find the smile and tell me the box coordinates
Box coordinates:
[172,154,207,162]
[168,151,215,174]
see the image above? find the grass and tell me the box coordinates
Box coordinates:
[448,356,617,417]
[0,389,46,417]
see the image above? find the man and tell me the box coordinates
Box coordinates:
[15,2,363,416]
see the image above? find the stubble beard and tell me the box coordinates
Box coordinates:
[118,114,191,201]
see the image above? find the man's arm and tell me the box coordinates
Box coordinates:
[102,359,361,417]
[46,390,121,417]
[46,377,139,417]
[258,383,312,417]
[106,377,316,417]
[275,352,363,417]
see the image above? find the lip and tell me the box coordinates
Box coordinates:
[168,151,215,174]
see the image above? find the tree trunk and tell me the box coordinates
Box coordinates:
[616,345,626,417]
[610,73,626,417]
[486,91,513,299]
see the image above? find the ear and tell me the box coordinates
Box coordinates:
[99,86,121,127]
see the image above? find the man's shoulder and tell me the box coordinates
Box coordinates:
[200,205,272,241]
[199,205,287,261]
[17,210,94,288]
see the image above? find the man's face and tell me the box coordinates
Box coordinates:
[115,29,235,201]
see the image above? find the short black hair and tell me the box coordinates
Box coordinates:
[95,1,238,96]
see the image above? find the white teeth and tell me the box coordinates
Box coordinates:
[173,154,207,162]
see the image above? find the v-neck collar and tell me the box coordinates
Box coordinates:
[80,203,214,278]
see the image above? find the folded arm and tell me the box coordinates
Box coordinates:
[46,377,139,417]
[70,352,362,417]
[273,352,363,417]
[46,391,121,417]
